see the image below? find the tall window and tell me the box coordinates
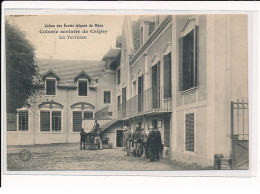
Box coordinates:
[185,113,195,152]
[78,80,88,96]
[18,110,28,131]
[73,111,94,132]
[117,95,121,111]
[46,79,56,95]
[117,69,121,85]
[104,91,111,104]
[140,27,143,45]
[73,111,82,132]
[179,26,198,91]
[52,111,61,131]
[40,110,62,132]
[164,52,172,99]
[148,22,155,36]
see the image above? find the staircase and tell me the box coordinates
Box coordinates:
[214,154,232,170]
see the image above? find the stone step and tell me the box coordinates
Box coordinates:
[220,158,232,166]
[221,165,232,170]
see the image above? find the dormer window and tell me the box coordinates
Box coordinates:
[46,79,56,95]
[78,80,88,96]
[74,71,91,97]
[42,70,60,96]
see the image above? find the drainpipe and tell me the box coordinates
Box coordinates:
[33,110,36,145]
[66,88,69,143]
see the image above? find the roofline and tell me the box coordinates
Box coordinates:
[129,15,172,65]
[101,48,121,61]
[109,50,121,69]
[42,70,60,80]
[74,71,92,81]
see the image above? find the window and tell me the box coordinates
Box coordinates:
[46,79,56,95]
[148,22,155,36]
[140,27,143,45]
[185,113,195,152]
[40,111,50,131]
[104,91,111,104]
[78,80,88,96]
[18,110,28,131]
[83,111,93,119]
[179,26,198,91]
[117,95,121,111]
[151,62,160,109]
[7,113,17,131]
[73,111,82,132]
[40,110,62,132]
[117,69,121,85]
[52,111,61,131]
[164,52,172,99]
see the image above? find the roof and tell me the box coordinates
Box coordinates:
[36,58,105,87]
[101,48,121,61]
[116,35,122,48]
[42,70,60,80]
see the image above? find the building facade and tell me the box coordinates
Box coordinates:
[6,15,248,167]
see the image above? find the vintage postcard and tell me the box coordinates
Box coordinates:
[2,6,254,177]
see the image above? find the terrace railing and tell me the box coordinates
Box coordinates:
[117,86,173,119]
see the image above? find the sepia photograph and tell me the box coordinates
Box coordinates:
[3,12,249,173]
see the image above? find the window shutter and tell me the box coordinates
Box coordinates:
[7,113,17,131]
[73,111,82,132]
[40,111,50,131]
[164,53,172,99]
[194,25,199,87]
[185,113,194,151]
[18,110,28,131]
[179,37,183,91]
[46,80,56,95]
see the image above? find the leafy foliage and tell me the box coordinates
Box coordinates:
[6,22,43,113]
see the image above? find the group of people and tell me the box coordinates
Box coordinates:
[123,124,162,162]
[80,120,103,151]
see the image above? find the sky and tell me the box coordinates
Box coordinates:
[6,15,126,61]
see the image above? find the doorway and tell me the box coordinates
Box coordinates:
[116,130,124,147]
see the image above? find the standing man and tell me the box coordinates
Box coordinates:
[146,126,157,162]
[154,127,162,161]
[93,120,100,133]
[144,126,151,158]
[90,120,100,151]
[122,126,128,151]
[80,128,86,150]
[132,125,142,157]
[124,126,132,156]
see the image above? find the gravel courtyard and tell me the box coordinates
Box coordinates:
[7,143,211,171]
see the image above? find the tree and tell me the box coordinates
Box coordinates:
[6,22,43,113]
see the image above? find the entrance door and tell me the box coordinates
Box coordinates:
[116,130,124,147]
[164,115,171,147]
